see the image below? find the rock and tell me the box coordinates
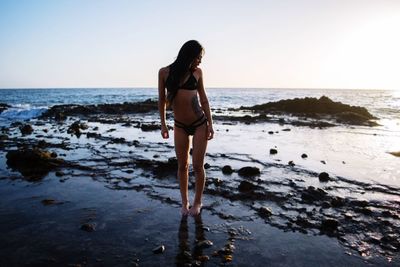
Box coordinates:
[54,112,66,121]
[153,245,165,254]
[204,163,211,169]
[288,161,295,167]
[318,172,330,182]
[222,165,233,174]
[282,128,291,131]
[6,148,65,180]
[240,96,377,126]
[330,196,345,207]
[0,103,11,114]
[67,121,87,136]
[41,199,56,205]
[80,223,96,232]
[258,207,272,218]
[320,219,339,232]
[20,124,34,135]
[50,152,57,158]
[140,123,160,132]
[320,160,327,164]
[55,171,65,177]
[86,132,101,138]
[268,131,274,134]
[301,153,308,158]
[238,181,258,192]
[269,148,278,155]
[238,166,260,177]
[196,240,213,248]
[301,186,327,202]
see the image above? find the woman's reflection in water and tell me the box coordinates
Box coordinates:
[176,214,207,266]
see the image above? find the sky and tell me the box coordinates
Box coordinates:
[0,0,400,89]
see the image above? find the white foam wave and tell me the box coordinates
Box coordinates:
[0,104,48,120]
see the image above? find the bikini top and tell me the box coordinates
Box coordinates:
[179,72,198,90]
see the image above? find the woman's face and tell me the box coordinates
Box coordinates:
[191,54,202,70]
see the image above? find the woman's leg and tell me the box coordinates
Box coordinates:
[174,126,191,215]
[189,123,208,216]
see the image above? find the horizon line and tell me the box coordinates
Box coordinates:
[0,86,396,91]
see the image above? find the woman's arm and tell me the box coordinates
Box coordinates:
[197,68,214,140]
[158,68,169,139]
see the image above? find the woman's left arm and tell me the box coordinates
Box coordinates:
[197,68,214,140]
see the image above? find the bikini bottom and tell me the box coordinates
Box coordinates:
[174,114,207,136]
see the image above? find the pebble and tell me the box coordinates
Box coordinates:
[152,245,165,254]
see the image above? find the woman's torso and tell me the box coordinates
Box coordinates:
[166,68,204,123]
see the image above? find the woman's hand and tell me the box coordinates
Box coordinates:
[207,124,214,140]
[161,125,169,139]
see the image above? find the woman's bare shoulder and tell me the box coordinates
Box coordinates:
[193,67,203,78]
[159,66,170,76]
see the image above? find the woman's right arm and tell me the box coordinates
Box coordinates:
[158,68,169,139]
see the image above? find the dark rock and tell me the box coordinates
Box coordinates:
[153,245,165,254]
[301,186,327,202]
[240,96,377,126]
[238,181,258,192]
[50,152,57,158]
[140,123,160,132]
[41,199,56,205]
[196,240,213,248]
[0,103,11,114]
[222,165,233,174]
[81,223,96,232]
[20,124,34,135]
[330,196,345,207]
[269,149,278,155]
[268,131,274,134]
[238,166,260,177]
[282,128,291,131]
[320,160,327,164]
[54,112,66,121]
[67,121,88,136]
[301,153,308,158]
[318,172,330,182]
[6,148,65,180]
[55,171,64,177]
[288,161,295,167]
[258,207,272,218]
[41,99,159,118]
[320,219,339,232]
[86,132,101,138]
[321,201,331,208]
[204,163,211,169]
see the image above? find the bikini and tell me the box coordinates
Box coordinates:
[172,71,208,136]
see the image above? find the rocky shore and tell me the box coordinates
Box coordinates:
[0,98,398,265]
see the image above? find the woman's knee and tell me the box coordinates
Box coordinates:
[192,163,204,174]
[178,162,189,172]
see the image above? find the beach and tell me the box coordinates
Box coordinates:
[0,88,399,266]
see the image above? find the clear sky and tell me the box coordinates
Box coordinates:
[1,0,399,89]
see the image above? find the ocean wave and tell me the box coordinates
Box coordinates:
[0,104,48,120]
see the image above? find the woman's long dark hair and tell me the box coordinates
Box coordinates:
[166,40,204,103]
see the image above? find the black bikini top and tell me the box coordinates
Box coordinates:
[179,72,198,90]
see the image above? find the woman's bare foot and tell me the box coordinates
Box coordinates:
[189,203,202,216]
[181,203,190,216]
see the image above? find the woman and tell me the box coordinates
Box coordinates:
[158,40,214,216]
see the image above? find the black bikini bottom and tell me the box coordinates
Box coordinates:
[174,114,207,136]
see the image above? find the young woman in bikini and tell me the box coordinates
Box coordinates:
[158,40,214,216]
